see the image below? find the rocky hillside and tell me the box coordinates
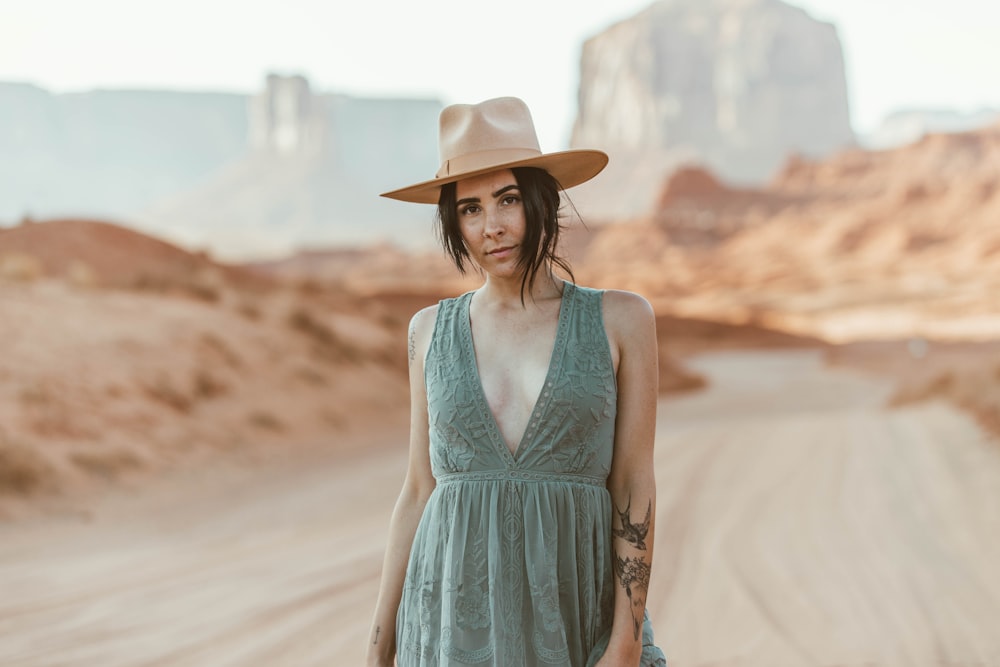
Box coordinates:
[0,218,262,291]
[578,121,1000,341]
[0,220,411,514]
[262,119,1000,344]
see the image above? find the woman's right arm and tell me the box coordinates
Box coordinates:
[365,305,438,667]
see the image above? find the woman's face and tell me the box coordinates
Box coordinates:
[454,168,526,278]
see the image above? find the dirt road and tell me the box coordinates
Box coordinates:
[2,350,999,666]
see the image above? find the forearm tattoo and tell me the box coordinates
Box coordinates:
[373,625,381,645]
[612,498,651,550]
[614,552,651,639]
[612,496,652,640]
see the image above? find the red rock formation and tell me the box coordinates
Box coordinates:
[579,122,1000,342]
[0,218,267,291]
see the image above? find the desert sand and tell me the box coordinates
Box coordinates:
[1,349,998,666]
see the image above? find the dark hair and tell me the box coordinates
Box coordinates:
[436,166,575,304]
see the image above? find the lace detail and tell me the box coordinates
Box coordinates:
[452,530,490,631]
[399,577,443,662]
[396,283,667,666]
[533,629,571,664]
[442,627,494,664]
[436,470,605,486]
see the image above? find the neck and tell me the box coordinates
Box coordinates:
[478,269,563,308]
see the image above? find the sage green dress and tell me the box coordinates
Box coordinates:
[397,282,666,666]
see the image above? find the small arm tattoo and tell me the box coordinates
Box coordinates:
[614,552,651,640]
[373,625,380,645]
[612,497,651,550]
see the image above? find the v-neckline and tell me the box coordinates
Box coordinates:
[462,282,574,463]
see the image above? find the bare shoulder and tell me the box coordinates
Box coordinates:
[409,303,439,336]
[407,303,439,366]
[601,289,655,332]
[600,289,656,366]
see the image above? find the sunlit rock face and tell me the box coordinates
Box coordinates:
[570,0,854,218]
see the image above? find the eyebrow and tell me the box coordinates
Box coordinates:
[456,184,520,207]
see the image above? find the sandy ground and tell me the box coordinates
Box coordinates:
[2,350,999,667]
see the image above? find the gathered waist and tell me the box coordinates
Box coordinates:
[434,469,606,487]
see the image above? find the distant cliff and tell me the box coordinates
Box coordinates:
[140,75,442,259]
[0,77,442,258]
[569,0,855,218]
[0,82,249,220]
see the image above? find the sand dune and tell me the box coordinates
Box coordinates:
[1,350,998,666]
[0,271,409,517]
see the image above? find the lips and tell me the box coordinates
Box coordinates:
[488,245,516,256]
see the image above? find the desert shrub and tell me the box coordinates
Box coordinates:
[182,281,220,303]
[889,371,955,407]
[71,449,143,480]
[144,375,193,412]
[18,382,92,438]
[888,365,1000,438]
[199,333,243,368]
[0,435,52,496]
[295,279,327,295]
[294,366,328,386]
[322,407,345,428]
[981,239,1000,258]
[18,383,53,405]
[236,301,262,321]
[248,410,284,431]
[66,260,99,287]
[129,271,220,302]
[286,307,360,362]
[0,253,45,282]
[192,369,228,399]
[659,356,708,395]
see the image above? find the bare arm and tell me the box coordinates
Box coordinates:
[365,306,438,666]
[598,291,659,666]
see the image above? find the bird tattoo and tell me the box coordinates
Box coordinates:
[612,497,651,550]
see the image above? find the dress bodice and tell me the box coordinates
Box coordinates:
[424,282,618,481]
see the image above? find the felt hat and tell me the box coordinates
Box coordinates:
[380,96,608,204]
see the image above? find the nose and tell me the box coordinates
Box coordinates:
[482,208,505,238]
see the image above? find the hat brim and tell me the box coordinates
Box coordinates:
[379,149,609,204]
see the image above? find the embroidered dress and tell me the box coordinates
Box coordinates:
[397,282,666,667]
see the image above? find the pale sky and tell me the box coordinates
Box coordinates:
[2,0,998,149]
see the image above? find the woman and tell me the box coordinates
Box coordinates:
[366,97,665,667]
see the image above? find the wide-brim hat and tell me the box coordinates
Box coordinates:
[380,96,608,204]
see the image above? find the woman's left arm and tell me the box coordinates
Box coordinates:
[599,290,659,666]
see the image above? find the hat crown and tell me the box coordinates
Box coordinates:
[380,96,607,204]
[436,97,542,177]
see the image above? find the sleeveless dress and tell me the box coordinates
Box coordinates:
[397,282,667,667]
